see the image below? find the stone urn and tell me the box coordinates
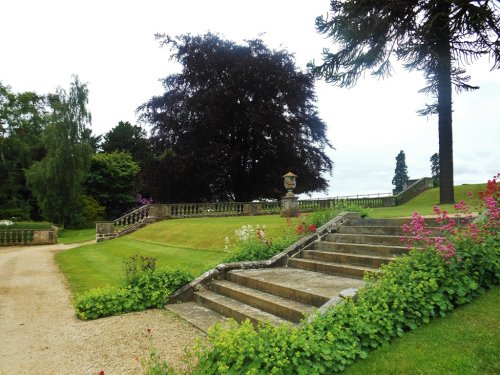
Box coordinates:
[283,172,297,198]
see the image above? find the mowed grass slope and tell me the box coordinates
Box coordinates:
[343,286,500,375]
[56,215,290,296]
[370,183,485,218]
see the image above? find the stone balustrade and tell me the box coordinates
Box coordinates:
[96,177,434,241]
[0,227,58,246]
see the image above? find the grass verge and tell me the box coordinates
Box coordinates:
[58,228,96,244]
[343,286,500,375]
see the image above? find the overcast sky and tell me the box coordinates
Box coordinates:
[1,0,499,197]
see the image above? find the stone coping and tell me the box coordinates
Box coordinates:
[168,212,362,303]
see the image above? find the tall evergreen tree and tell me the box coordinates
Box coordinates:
[140,33,333,202]
[311,0,500,204]
[392,150,409,194]
[26,76,93,226]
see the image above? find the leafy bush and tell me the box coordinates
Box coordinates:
[123,254,157,285]
[75,269,193,320]
[81,195,105,224]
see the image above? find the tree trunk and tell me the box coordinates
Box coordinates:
[434,1,455,204]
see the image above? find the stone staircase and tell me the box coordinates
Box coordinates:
[166,217,438,332]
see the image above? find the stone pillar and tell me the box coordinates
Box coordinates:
[281,172,299,217]
[96,221,116,242]
[281,196,299,217]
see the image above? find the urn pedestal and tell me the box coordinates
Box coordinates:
[281,172,299,217]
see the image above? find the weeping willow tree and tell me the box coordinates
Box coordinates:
[311,0,500,204]
[26,76,93,226]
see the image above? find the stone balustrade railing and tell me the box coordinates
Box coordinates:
[395,177,434,205]
[96,177,435,241]
[0,229,34,246]
[0,228,58,246]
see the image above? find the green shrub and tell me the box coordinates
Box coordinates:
[75,269,193,320]
[82,195,105,224]
[123,254,157,285]
[223,235,297,263]
[192,233,499,374]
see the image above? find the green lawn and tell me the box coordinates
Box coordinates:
[370,183,485,218]
[58,228,96,244]
[343,286,500,375]
[56,215,291,296]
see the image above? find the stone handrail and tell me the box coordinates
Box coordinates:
[395,177,434,205]
[298,196,396,210]
[114,204,152,229]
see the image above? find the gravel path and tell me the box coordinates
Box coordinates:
[0,243,203,375]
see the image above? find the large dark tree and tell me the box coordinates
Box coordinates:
[139,33,333,202]
[311,0,500,204]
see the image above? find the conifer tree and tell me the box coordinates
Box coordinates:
[392,150,409,194]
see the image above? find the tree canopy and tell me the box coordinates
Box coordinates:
[311,0,500,204]
[85,152,140,219]
[0,83,48,219]
[26,76,93,226]
[101,121,151,165]
[139,33,333,203]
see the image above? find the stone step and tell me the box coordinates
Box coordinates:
[301,250,394,268]
[210,280,313,323]
[194,290,292,327]
[166,301,227,332]
[314,241,410,257]
[346,218,436,226]
[227,267,364,307]
[287,258,378,279]
[337,225,443,236]
[325,233,406,246]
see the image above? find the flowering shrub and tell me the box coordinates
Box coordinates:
[136,193,153,206]
[223,223,297,263]
[223,204,368,263]
[402,173,500,259]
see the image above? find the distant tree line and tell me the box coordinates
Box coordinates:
[0,34,333,227]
